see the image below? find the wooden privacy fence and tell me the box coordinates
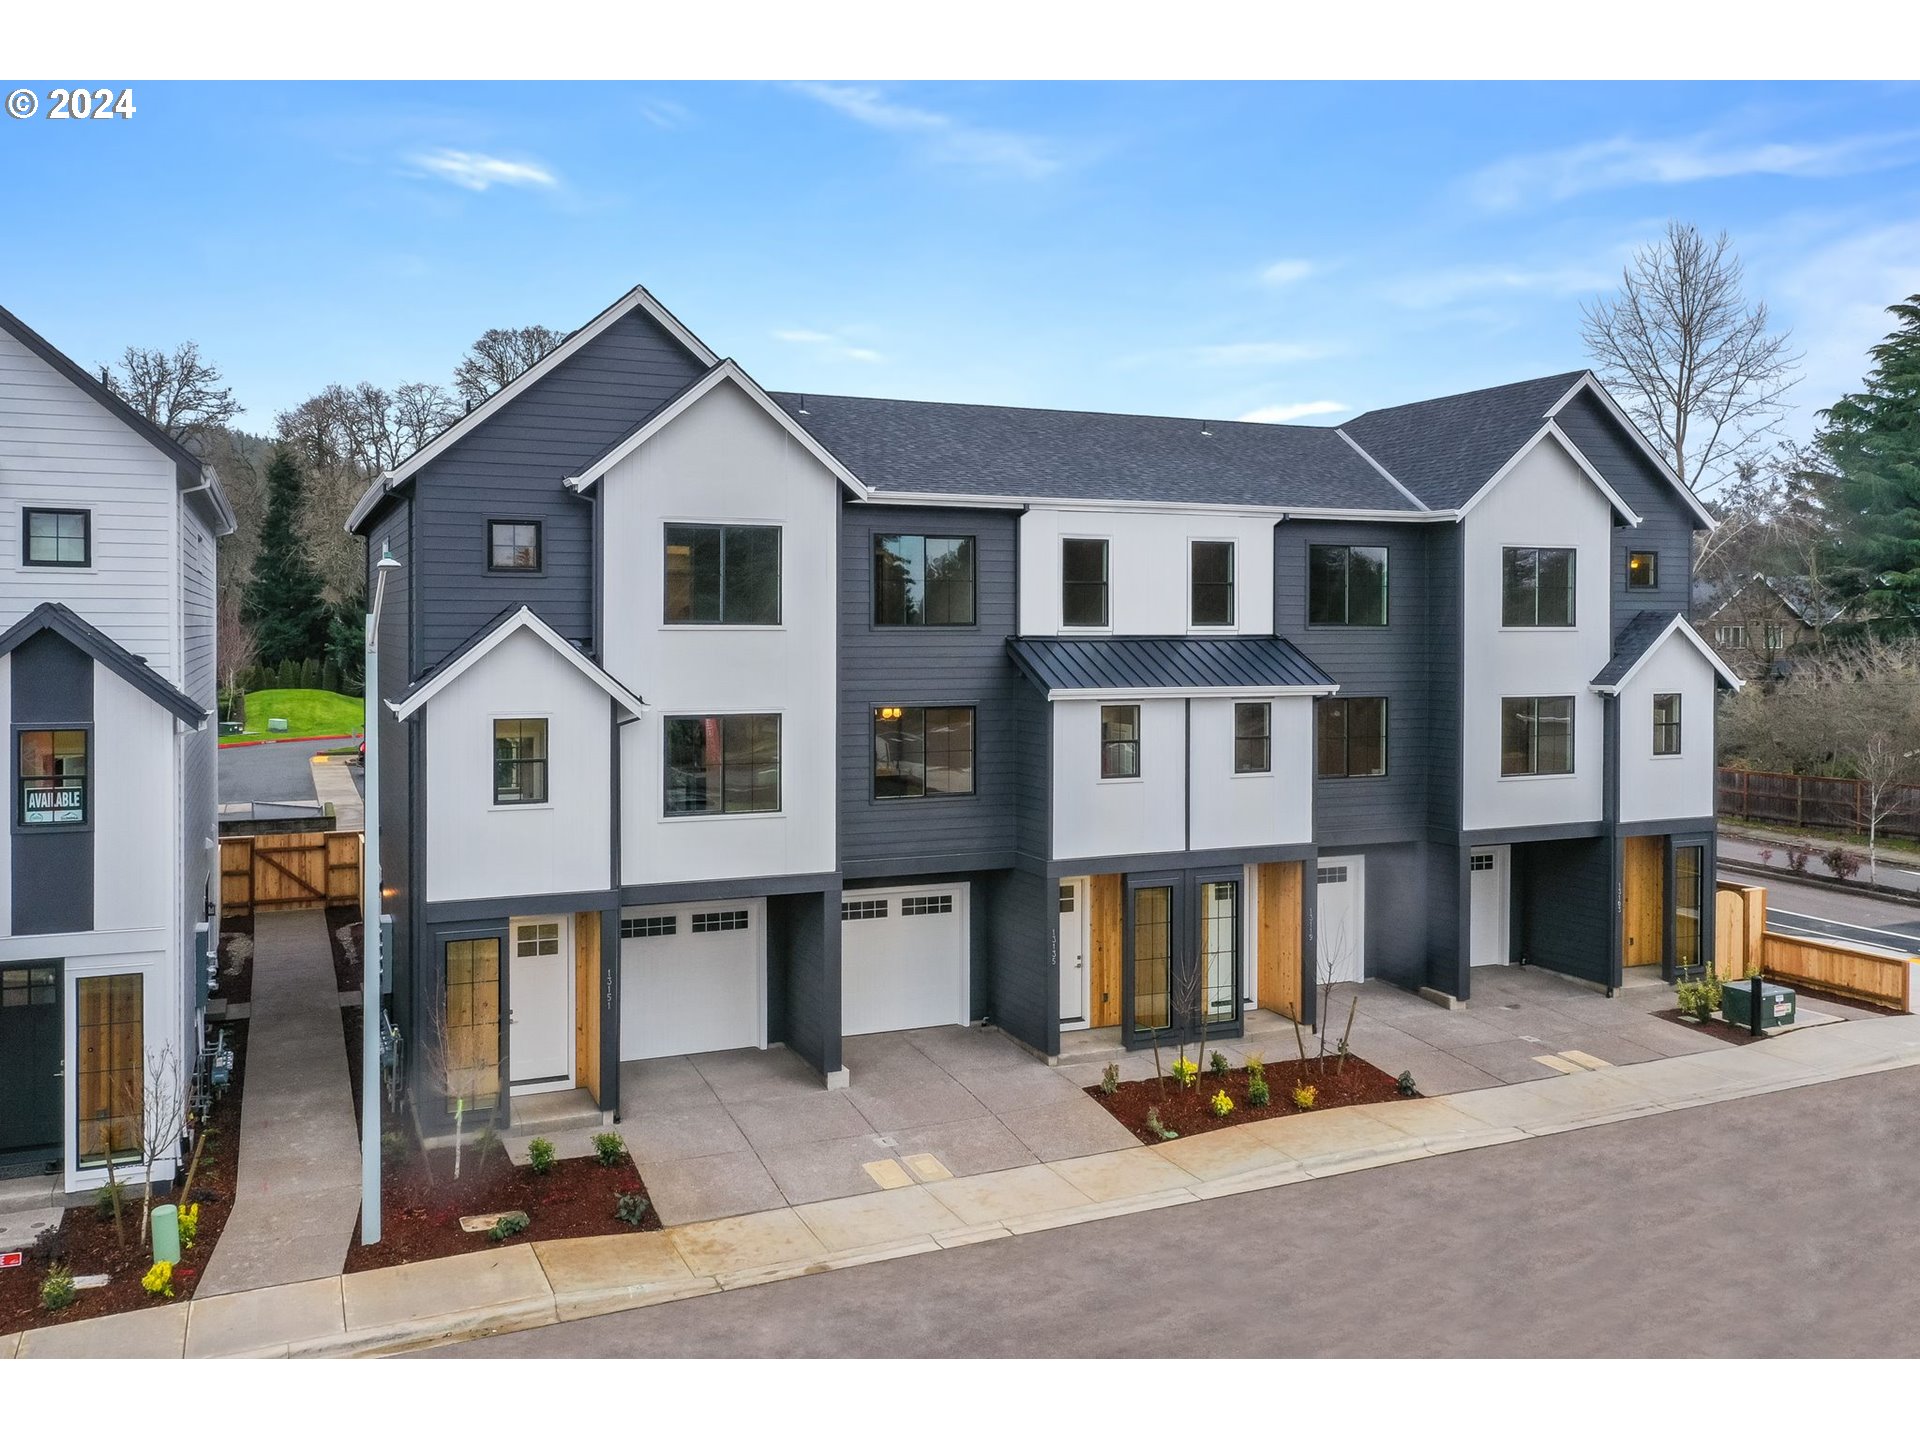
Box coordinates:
[1714,879,1914,1012]
[1718,766,1920,839]
[221,830,361,915]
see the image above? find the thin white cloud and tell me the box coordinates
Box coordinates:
[773,328,885,364]
[1467,128,1920,210]
[637,97,692,130]
[1237,400,1348,424]
[1190,341,1325,366]
[1383,260,1618,309]
[410,148,558,193]
[791,82,1059,180]
[1258,259,1315,287]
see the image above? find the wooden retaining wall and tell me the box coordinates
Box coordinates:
[221,830,362,915]
[1713,879,1913,1011]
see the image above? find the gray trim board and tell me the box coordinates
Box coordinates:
[618,871,840,908]
[1617,815,1716,838]
[1460,820,1609,846]
[424,888,619,925]
[1046,841,1317,881]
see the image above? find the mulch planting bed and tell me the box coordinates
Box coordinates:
[1650,1009,1769,1046]
[344,1137,661,1273]
[1087,1054,1408,1144]
[0,1021,249,1335]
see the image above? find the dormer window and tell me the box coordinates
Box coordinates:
[1627,551,1658,589]
[488,520,542,573]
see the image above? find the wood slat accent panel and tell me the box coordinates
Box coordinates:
[1764,934,1912,1011]
[574,910,601,1103]
[1622,835,1664,969]
[1257,861,1304,1020]
[1089,874,1123,1028]
[1713,881,1766,981]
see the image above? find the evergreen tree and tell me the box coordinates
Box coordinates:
[326,591,367,696]
[243,446,330,667]
[1820,295,1920,629]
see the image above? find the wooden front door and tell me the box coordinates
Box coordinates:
[1623,836,1665,969]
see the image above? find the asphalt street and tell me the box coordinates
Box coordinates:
[1721,830,1920,900]
[434,1066,1920,1358]
[217,737,362,806]
[1724,868,1920,956]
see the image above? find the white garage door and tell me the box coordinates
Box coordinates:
[620,900,764,1061]
[1315,856,1366,984]
[841,884,969,1036]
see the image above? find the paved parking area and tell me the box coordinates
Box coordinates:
[617,1027,1139,1225]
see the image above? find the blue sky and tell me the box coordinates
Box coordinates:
[3,80,1916,474]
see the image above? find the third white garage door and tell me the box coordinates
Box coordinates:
[841,883,970,1036]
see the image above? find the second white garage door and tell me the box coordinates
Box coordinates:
[620,900,765,1061]
[841,883,970,1036]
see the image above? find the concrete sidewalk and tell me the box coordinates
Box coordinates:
[195,909,362,1298]
[11,1010,1918,1359]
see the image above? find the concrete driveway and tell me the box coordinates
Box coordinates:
[616,1027,1140,1225]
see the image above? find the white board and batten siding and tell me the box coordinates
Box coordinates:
[1188,695,1314,851]
[1459,435,1612,833]
[421,627,614,904]
[1017,509,1277,637]
[1616,635,1718,824]
[0,325,182,684]
[601,376,839,887]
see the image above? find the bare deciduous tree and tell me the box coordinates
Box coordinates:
[125,1045,189,1247]
[452,325,566,406]
[217,591,257,707]
[1582,222,1799,497]
[105,342,242,443]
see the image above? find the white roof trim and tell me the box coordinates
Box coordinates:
[563,360,871,500]
[850,492,1454,522]
[347,285,721,531]
[1546,374,1717,531]
[1454,422,1644,527]
[1334,428,1429,512]
[391,607,647,721]
[1590,613,1744,695]
[1046,684,1339,702]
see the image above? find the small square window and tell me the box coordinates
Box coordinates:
[18,728,88,827]
[1627,551,1658,590]
[24,509,90,567]
[488,520,542,572]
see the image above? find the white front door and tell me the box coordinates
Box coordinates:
[1315,856,1365,984]
[841,883,970,1036]
[509,915,573,1092]
[1058,879,1088,1027]
[1468,847,1509,967]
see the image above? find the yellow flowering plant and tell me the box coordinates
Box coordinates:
[141,1261,175,1298]
[1291,1083,1318,1111]
[177,1202,200,1248]
[1170,1058,1199,1088]
[1209,1089,1233,1117]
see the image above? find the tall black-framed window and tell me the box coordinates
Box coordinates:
[24,508,90,568]
[1627,550,1658,589]
[664,713,782,815]
[1100,704,1140,779]
[487,519,542,572]
[1308,544,1387,626]
[1062,538,1110,627]
[873,535,976,626]
[1190,540,1235,627]
[872,705,976,798]
[1674,845,1705,971]
[492,719,548,805]
[1653,692,1682,755]
[1502,547,1576,627]
[1233,701,1270,773]
[664,524,781,625]
[1500,696,1574,776]
[17,728,89,827]
[1315,697,1387,778]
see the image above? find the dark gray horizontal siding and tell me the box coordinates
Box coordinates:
[413,308,705,671]
[1275,519,1433,847]
[1553,391,1698,640]
[980,866,1053,1055]
[1425,525,1464,838]
[1517,836,1612,986]
[839,504,1023,872]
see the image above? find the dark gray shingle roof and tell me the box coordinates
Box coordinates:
[0,603,206,726]
[1590,610,1675,687]
[1342,371,1587,510]
[1008,635,1336,693]
[770,392,1418,511]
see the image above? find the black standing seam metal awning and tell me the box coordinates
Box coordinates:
[1007,634,1337,693]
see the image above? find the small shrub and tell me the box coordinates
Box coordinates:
[1244,1050,1264,1079]
[1291,1083,1318,1111]
[1822,846,1862,882]
[591,1131,627,1167]
[1099,1062,1121,1095]
[1675,979,1714,1020]
[1247,1074,1271,1108]
[1785,843,1811,876]
[1209,1050,1230,1077]
[176,1202,200,1249]
[1396,1070,1418,1097]
[488,1212,530,1242]
[40,1265,77,1313]
[93,1180,125,1222]
[1144,1106,1180,1141]
[381,1130,408,1166]
[614,1191,651,1227]
[527,1137,557,1175]
[141,1261,175,1299]
[1170,1057,1199,1089]
[1756,847,1774,866]
[1209,1088,1234,1118]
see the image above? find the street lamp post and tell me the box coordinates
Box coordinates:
[362,544,401,1245]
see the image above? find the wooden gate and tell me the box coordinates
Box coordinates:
[221,830,362,914]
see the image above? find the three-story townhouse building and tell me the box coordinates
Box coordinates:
[0,304,234,1194]
[348,285,1736,1127]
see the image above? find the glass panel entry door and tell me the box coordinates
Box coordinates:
[1130,883,1175,1037]
[1124,875,1242,1046]
[1674,845,1705,973]
[1198,879,1240,1026]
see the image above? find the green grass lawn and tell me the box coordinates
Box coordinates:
[221,688,365,744]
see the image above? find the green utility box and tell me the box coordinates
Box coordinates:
[1722,979,1796,1031]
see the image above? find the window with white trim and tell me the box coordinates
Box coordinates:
[1500,696,1574,776]
[1502,547,1576,627]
